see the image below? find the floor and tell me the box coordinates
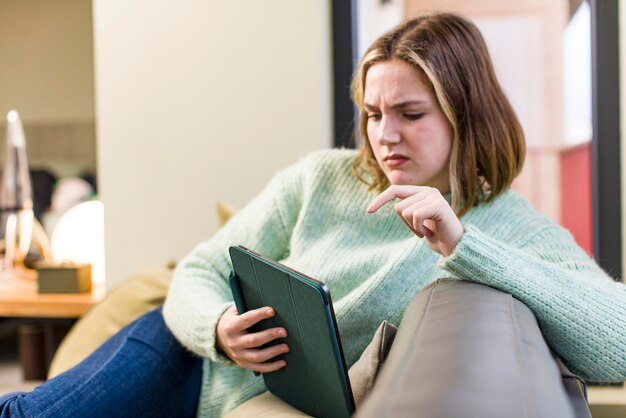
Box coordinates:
[0,362,41,395]
[0,323,42,396]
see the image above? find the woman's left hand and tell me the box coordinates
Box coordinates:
[367,185,464,256]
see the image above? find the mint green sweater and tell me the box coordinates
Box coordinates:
[163,149,626,417]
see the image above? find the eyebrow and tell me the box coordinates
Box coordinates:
[363,100,428,110]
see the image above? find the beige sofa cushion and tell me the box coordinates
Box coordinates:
[224,392,311,417]
[348,320,397,406]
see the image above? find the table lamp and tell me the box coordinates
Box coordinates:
[50,200,105,287]
[0,110,51,280]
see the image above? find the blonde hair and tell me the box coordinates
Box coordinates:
[351,13,525,216]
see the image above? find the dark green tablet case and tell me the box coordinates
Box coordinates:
[229,246,355,418]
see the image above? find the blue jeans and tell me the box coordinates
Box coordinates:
[0,308,202,417]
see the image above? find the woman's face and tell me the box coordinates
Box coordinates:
[364,59,453,193]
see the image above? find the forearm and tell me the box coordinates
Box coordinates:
[163,240,235,363]
[440,224,626,382]
[163,162,304,362]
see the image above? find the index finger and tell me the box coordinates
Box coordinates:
[367,185,426,213]
[236,306,276,332]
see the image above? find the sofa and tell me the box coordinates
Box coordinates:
[47,198,590,417]
[49,272,591,417]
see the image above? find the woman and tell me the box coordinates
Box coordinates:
[2,12,625,418]
[164,11,626,416]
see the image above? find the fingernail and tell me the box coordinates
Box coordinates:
[279,329,287,337]
[266,308,274,316]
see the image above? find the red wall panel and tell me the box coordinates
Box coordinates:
[560,142,593,255]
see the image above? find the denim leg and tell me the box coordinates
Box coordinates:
[0,307,202,418]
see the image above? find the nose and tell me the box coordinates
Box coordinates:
[377,117,401,145]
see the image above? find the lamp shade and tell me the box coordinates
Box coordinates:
[51,200,105,286]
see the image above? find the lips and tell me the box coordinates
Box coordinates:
[383,154,409,167]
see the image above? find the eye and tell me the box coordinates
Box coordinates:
[404,113,424,121]
[366,113,381,121]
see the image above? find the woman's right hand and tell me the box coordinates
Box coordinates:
[216,305,289,373]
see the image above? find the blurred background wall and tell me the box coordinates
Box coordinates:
[2,0,625,288]
[0,0,96,178]
[93,0,332,288]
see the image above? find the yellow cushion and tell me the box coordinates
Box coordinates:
[216,201,236,225]
[48,269,172,378]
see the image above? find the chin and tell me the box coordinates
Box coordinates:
[387,174,421,186]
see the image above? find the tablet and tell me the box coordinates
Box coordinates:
[228,245,355,418]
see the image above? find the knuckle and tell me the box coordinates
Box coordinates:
[246,335,256,347]
[224,337,234,348]
[260,332,271,344]
[260,362,273,371]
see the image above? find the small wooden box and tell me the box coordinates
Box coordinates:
[36,262,92,294]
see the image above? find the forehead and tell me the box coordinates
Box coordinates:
[364,59,433,103]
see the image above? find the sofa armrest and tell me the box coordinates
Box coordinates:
[356,279,587,418]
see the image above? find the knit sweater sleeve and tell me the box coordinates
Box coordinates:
[162,157,308,364]
[439,223,626,382]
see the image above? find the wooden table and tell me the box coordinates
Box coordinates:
[0,276,105,318]
[0,273,106,380]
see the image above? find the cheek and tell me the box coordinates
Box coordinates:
[424,141,451,171]
[433,146,452,170]
[431,134,452,159]
[421,122,453,162]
